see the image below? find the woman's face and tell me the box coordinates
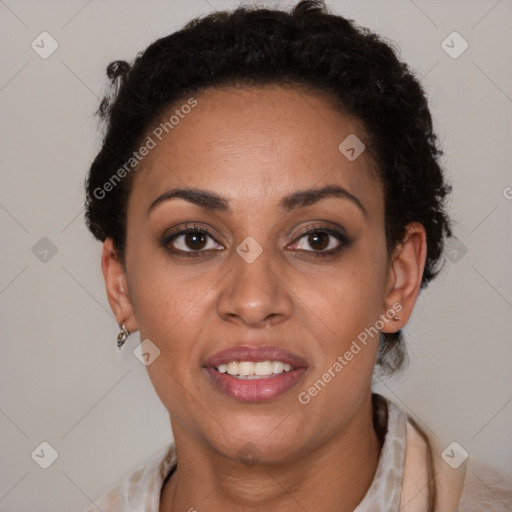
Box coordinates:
[121,85,396,462]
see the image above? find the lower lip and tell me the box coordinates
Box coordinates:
[204,367,307,402]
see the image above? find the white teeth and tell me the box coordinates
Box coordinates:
[238,361,254,376]
[271,361,284,373]
[255,361,273,376]
[215,360,294,376]
[234,375,271,380]
[226,362,238,375]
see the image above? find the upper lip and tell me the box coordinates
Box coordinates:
[203,345,308,369]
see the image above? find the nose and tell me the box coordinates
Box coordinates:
[216,242,293,328]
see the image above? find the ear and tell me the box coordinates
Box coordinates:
[101,238,137,333]
[381,222,427,333]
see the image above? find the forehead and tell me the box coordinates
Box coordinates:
[129,85,382,214]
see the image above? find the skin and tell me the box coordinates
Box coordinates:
[101,84,426,511]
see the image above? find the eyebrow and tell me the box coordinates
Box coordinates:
[147,184,366,217]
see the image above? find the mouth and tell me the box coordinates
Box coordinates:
[203,345,308,402]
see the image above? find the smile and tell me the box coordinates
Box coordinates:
[203,345,308,402]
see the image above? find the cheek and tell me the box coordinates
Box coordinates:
[300,235,389,401]
[126,232,208,336]
[320,235,388,337]
[128,264,215,419]
[130,266,213,352]
[126,245,230,399]
[295,254,387,422]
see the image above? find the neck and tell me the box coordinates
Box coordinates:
[160,393,381,512]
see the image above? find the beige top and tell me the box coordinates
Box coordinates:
[82,394,512,511]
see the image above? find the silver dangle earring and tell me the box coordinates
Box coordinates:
[117,323,131,349]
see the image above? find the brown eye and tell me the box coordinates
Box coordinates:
[163,226,223,255]
[183,231,208,250]
[289,226,351,257]
[294,230,342,253]
[307,232,330,251]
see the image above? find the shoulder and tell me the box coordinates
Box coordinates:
[458,457,512,511]
[386,395,512,512]
[81,443,176,512]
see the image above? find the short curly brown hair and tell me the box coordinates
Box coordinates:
[84,0,452,374]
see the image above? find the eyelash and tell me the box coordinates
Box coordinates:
[162,223,351,258]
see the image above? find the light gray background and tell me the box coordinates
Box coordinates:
[0,0,511,510]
